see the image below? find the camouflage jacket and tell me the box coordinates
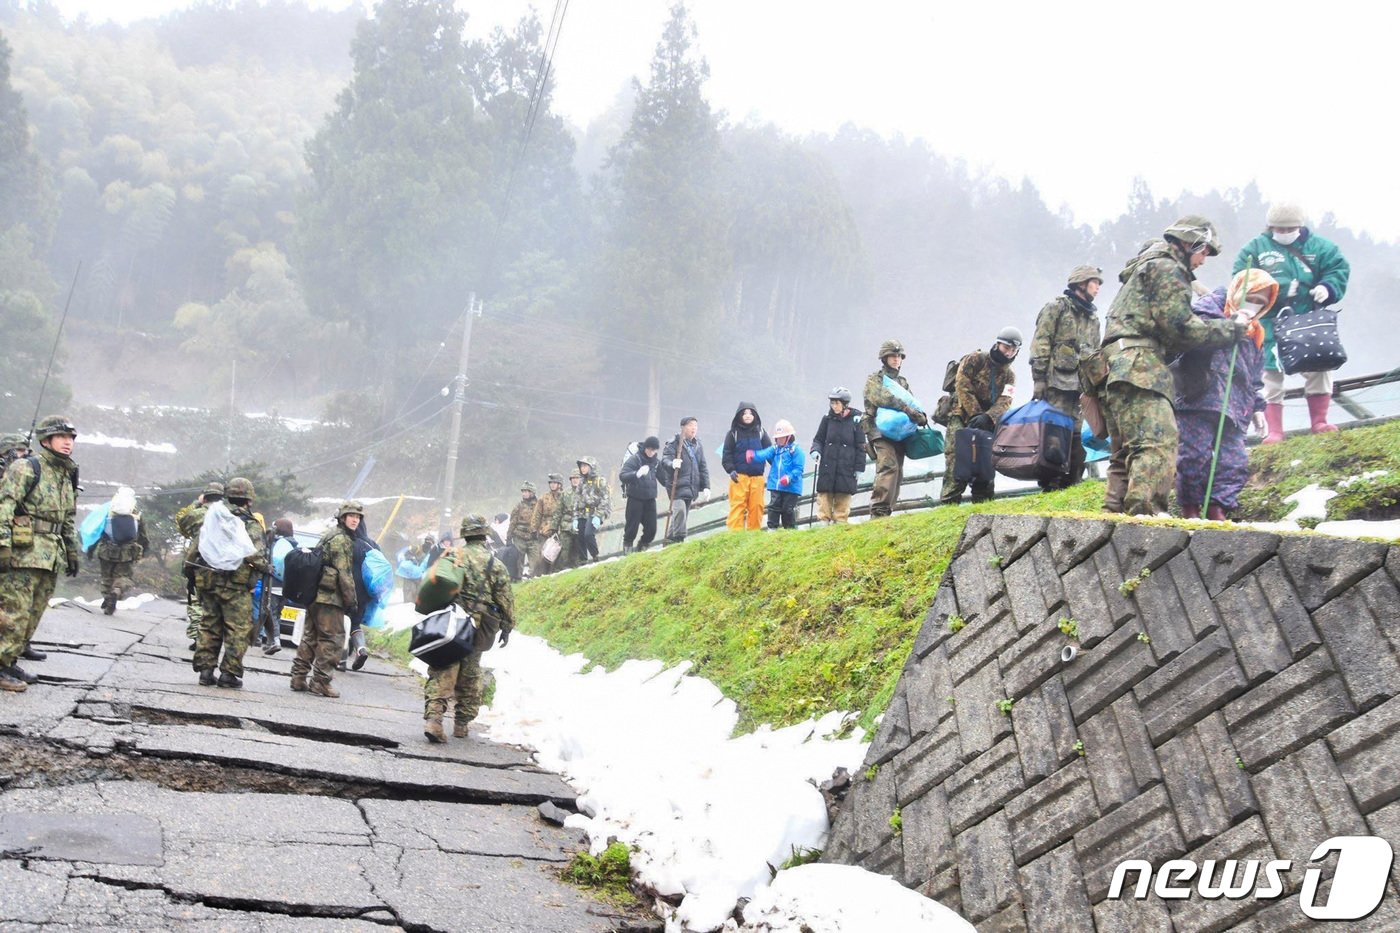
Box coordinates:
[862,365,915,441]
[453,540,516,652]
[176,499,208,569]
[1030,292,1101,393]
[1103,239,1240,398]
[535,489,565,538]
[313,526,358,611]
[508,498,540,543]
[0,448,79,573]
[195,505,268,594]
[577,475,611,521]
[95,514,149,563]
[953,350,1016,422]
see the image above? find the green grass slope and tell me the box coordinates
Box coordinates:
[1237,419,1400,522]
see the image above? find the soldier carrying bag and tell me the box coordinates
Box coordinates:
[281,546,324,606]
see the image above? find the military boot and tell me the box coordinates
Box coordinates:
[198,669,216,686]
[5,664,38,685]
[289,675,308,692]
[424,718,446,744]
[0,669,28,692]
[452,719,470,739]
[20,646,46,662]
[102,594,117,615]
[217,671,243,689]
[309,681,340,699]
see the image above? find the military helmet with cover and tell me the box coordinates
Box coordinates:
[0,433,27,452]
[225,476,255,499]
[202,481,225,498]
[459,513,490,539]
[878,339,906,361]
[1163,215,1221,256]
[34,415,77,440]
[520,481,537,492]
[336,500,364,519]
[1067,264,1103,286]
[547,472,564,484]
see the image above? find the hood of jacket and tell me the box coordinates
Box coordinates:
[731,401,763,433]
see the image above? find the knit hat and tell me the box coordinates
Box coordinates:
[1265,202,1306,228]
[643,436,661,450]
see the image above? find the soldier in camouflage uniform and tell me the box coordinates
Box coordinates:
[0,416,80,692]
[0,434,28,476]
[292,501,360,698]
[942,328,1021,505]
[533,473,566,576]
[192,476,268,688]
[507,482,542,576]
[92,489,149,614]
[423,513,515,743]
[556,471,583,571]
[1030,265,1104,490]
[863,340,928,518]
[1098,216,1247,515]
[574,457,611,562]
[176,482,224,649]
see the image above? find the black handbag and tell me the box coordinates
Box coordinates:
[409,607,476,668]
[1275,306,1347,375]
[953,428,995,485]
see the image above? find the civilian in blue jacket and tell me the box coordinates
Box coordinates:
[748,419,807,530]
[721,402,771,530]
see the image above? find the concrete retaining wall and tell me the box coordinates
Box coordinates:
[824,514,1400,931]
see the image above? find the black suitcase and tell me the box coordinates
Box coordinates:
[953,428,995,485]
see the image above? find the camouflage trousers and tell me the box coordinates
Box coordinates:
[0,568,57,667]
[292,603,345,687]
[423,651,482,723]
[869,438,906,516]
[99,558,135,600]
[553,533,578,571]
[512,538,541,577]
[185,573,203,641]
[1101,382,1177,516]
[194,586,254,677]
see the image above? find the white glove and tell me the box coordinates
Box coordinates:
[671,459,682,469]
[636,465,650,477]
[810,450,821,462]
[1287,280,1299,298]
[1310,285,1329,303]
[698,488,710,502]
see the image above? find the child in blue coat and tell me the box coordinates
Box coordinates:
[747,419,807,529]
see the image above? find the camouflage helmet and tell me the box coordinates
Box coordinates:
[578,456,599,471]
[520,481,537,493]
[202,481,225,497]
[459,513,490,539]
[1163,215,1221,256]
[828,386,852,403]
[34,415,77,440]
[336,499,365,519]
[0,433,27,452]
[878,339,906,361]
[1067,264,1104,286]
[995,326,1024,348]
[547,472,564,485]
[569,469,581,480]
[225,476,255,499]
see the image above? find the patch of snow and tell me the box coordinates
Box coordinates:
[247,412,323,432]
[1238,520,1302,533]
[55,593,158,611]
[1336,470,1389,489]
[1281,483,1336,523]
[81,432,178,455]
[736,863,974,932]
[1289,459,1303,467]
[1313,520,1400,541]
[309,495,435,506]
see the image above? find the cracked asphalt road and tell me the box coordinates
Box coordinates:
[0,598,654,932]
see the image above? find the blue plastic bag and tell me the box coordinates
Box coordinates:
[80,503,110,553]
[1082,424,1111,463]
[874,407,917,441]
[362,598,387,629]
[361,547,394,600]
[395,547,426,581]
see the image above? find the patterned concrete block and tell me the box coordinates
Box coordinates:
[822,803,857,863]
[952,661,1012,761]
[1060,546,1134,647]
[1363,798,1400,905]
[1254,741,1368,885]
[1215,557,1320,684]
[1277,535,1386,611]
[1018,841,1095,933]
[1188,527,1279,597]
[956,512,994,558]
[1092,893,1174,933]
[999,614,1070,702]
[912,582,958,660]
[945,736,1025,835]
[1046,517,1113,574]
[864,682,911,766]
[1133,628,1249,745]
[1225,650,1357,771]
[1311,567,1400,712]
[1111,524,1190,575]
[1327,692,1400,814]
[950,534,1008,624]
[903,644,955,738]
[1063,619,1159,724]
[921,866,963,919]
[1136,551,1222,649]
[1166,815,1277,933]
[1079,693,1162,814]
[853,762,899,857]
[980,902,1030,932]
[990,514,1049,566]
[1003,540,1066,635]
[898,785,954,889]
[1157,712,1257,849]
[892,714,962,807]
[1005,758,1099,866]
[1075,784,1186,903]
[1010,677,1079,785]
[945,601,1018,685]
[953,810,1024,923]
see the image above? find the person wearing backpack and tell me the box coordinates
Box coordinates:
[863,341,927,518]
[747,420,807,529]
[721,403,772,530]
[423,513,515,744]
[619,436,662,553]
[0,434,28,476]
[192,476,268,689]
[92,487,148,615]
[658,417,711,544]
[0,416,80,692]
[176,481,224,651]
[941,327,1021,505]
[574,457,611,562]
[1233,203,1351,439]
[291,500,360,698]
[507,482,542,577]
[810,389,866,524]
[1030,265,1104,490]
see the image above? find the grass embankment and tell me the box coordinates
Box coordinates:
[1237,420,1400,522]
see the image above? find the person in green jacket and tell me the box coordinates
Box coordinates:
[1233,202,1350,440]
[863,339,928,518]
[1030,265,1104,489]
[941,327,1020,505]
[292,500,360,698]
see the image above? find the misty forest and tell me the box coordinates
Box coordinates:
[3,0,1398,533]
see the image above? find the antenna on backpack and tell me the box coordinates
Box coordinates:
[27,263,82,447]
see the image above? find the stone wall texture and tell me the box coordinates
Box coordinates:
[824,514,1400,931]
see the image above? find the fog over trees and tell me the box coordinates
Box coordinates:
[1,0,1396,511]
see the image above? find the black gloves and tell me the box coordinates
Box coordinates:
[498,628,511,648]
[66,555,80,577]
[967,414,995,432]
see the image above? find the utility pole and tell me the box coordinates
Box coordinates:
[440,294,482,533]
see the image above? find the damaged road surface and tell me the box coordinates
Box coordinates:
[0,599,651,932]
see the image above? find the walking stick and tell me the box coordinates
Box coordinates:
[663,433,682,541]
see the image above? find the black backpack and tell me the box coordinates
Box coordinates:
[282,546,324,606]
[107,513,138,544]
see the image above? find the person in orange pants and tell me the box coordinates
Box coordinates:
[720,402,771,530]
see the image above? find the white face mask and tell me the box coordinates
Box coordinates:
[1272,230,1300,246]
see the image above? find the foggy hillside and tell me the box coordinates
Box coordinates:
[2,0,1397,524]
